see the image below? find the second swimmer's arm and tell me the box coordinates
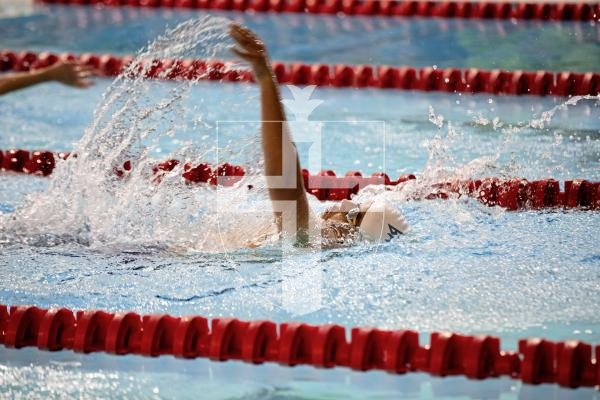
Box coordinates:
[0,62,94,96]
[230,24,310,240]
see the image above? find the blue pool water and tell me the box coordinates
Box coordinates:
[3,3,600,71]
[1,3,600,399]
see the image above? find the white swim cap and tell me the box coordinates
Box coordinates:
[326,199,409,242]
[356,200,410,241]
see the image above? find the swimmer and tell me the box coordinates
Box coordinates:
[230,23,409,247]
[0,61,95,96]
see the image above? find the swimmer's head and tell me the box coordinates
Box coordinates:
[324,199,409,241]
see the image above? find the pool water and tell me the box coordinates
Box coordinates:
[1,3,600,399]
[3,4,600,71]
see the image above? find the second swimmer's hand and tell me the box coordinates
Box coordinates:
[45,61,96,88]
[229,23,272,82]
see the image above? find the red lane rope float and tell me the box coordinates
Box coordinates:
[2,148,599,210]
[33,0,600,22]
[2,50,600,96]
[0,148,245,186]
[1,304,599,389]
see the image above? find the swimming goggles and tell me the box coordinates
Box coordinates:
[345,207,361,226]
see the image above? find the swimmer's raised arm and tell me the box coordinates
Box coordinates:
[230,23,310,242]
[0,61,95,96]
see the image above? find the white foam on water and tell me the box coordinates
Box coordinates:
[1,16,277,252]
[376,94,600,206]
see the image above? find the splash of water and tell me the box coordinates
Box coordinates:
[1,16,275,251]
[1,13,598,252]
[383,94,600,205]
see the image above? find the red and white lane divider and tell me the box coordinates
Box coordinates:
[0,148,246,186]
[2,50,599,96]
[304,172,600,211]
[1,304,599,389]
[34,0,600,22]
[2,147,599,210]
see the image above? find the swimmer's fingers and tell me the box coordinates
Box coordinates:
[231,47,263,63]
[74,64,96,74]
[229,23,265,53]
[229,23,257,42]
[77,65,102,78]
[229,24,272,80]
[66,74,94,88]
[74,64,93,71]
[72,70,96,88]
[78,71,93,79]
[230,31,263,53]
[77,69,97,79]
[75,68,93,78]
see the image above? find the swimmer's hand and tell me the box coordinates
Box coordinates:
[46,61,96,88]
[229,23,272,82]
[0,61,97,96]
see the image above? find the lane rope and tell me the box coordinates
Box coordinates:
[1,304,599,389]
[2,50,599,96]
[2,147,599,210]
[34,0,600,22]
